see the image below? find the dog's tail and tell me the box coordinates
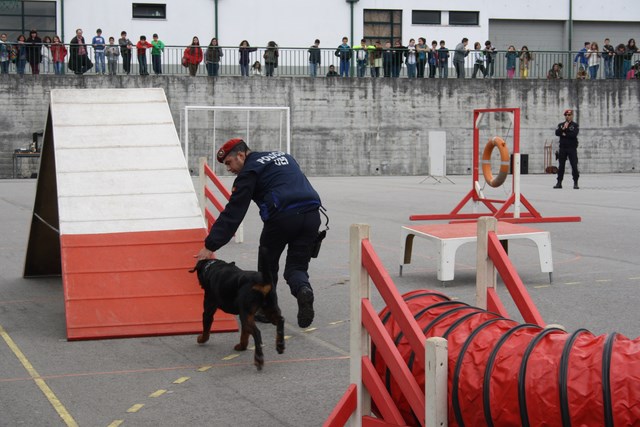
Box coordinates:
[257,246,273,285]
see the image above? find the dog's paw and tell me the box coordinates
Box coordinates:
[197,333,210,344]
[234,343,247,351]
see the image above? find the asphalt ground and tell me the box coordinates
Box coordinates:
[1,173,640,426]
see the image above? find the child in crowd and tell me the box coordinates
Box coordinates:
[0,33,9,74]
[326,64,338,77]
[50,35,67,75]
[105,36,119,75]
[41,36,52,74]
[151,33,164,75]
[92,29,106,74]
[251,60,262,76]
[505,45,517,79]
[576,66,588,79]
[136,35,152,75]
[437,40,449,78]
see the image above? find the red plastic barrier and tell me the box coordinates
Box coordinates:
[371,290,640,427]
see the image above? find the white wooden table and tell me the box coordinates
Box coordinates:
[400,222,553,282]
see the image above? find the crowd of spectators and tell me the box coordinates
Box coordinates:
[1,29,638,80]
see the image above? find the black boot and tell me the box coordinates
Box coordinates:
[296,287,315,328]
[573,181,579,189]
[553,182,562,189]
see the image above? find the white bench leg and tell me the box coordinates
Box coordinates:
[438,239,466,282]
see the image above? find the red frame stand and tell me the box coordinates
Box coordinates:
[411,108,581,224]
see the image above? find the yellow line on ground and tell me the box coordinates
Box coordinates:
[629,277,640,280]
[302,327,317,333]
[126,403,144,413]
[284,335,292,340]
[222,354,240,361]
[534,285,550,289]
[149,389,167,398]
[173,376,190,384]
[0,324,78,427]
[106,420,124,427]
[564,282,581,285]
[328,320,345,325]
[595,279,612,283]
[197,365,212,372]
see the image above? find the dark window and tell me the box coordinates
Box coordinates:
[0,1,56,41]
[363,9,402,46]
[132,3,166,19]
[449,11,479,26]
[412,10,441,25]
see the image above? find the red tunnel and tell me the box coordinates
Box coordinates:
[371,289,640,426]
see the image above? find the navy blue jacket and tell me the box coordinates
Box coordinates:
[205,151,321,252]
[555,121,579,149]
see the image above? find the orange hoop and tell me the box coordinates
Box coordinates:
[481,137,510,188]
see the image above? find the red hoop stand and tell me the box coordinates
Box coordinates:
[411,108,581,224]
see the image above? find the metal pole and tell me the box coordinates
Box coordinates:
[568,0,573,79]
[214,0,219,39]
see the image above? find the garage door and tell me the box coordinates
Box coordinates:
[572,21,640,51]
[489,19,565,51]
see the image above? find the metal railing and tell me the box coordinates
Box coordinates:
[1,44,638,79]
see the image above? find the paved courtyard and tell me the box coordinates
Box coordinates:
[1,173,639,426]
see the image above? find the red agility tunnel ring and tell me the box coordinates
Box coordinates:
[370,290,640,426]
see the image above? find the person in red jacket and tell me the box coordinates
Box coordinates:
[50,35,67,75]
[183,36,203,77]
[136,35,152,75]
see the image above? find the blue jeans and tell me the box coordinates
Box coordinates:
[240,63,249,76]
[339,59,350,77]
[0,61,8,74]
[588,64,599,80]
[356,60,366,77]
[603,58,613,79]
[406,63,416,78]
[206,62,219,76]
[54,61,64,74]
[16,59,27,74]
[439,64,448,78]
[138,54,148,74]
[152,55,162,74]
[623,59,632,78]
[309,62,318,77]
[94,50,105,73]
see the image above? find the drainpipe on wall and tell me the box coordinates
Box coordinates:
[60,0,65,43]
[214,0,218,39]
[346,0,359,76]
[568,0,573,79]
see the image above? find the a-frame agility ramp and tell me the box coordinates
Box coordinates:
[23,88,237,340]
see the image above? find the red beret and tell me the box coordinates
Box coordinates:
[564,109,573,115]
[216,138,244,163]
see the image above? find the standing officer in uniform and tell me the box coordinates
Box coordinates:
[196,139,321,328]
[554,109,580,189]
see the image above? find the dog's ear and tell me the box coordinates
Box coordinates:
[189,259,206,273]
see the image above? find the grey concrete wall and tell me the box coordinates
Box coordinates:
[1,75,639,179]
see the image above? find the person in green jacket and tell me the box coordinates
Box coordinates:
[151,33,165,75]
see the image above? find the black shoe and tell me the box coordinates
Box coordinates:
[296,287,314,328]
[573,183,579,189]
[553,183,562,189]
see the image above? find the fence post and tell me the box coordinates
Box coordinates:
[476,217,497,309]
[425,337,448,427]
[349,224,371,427]
[198,157,207,216]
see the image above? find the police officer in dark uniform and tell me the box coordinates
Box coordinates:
[554,109,580,189]
[196,138,321,328]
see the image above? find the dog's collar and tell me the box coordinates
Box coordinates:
[202,258,222,274]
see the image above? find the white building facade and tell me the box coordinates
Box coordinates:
[1,0,639,51]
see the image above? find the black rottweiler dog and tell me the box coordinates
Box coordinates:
[190,257,284,370]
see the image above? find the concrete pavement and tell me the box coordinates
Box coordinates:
[1,173,639,426]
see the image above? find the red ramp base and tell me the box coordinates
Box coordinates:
[60,228,238,340]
